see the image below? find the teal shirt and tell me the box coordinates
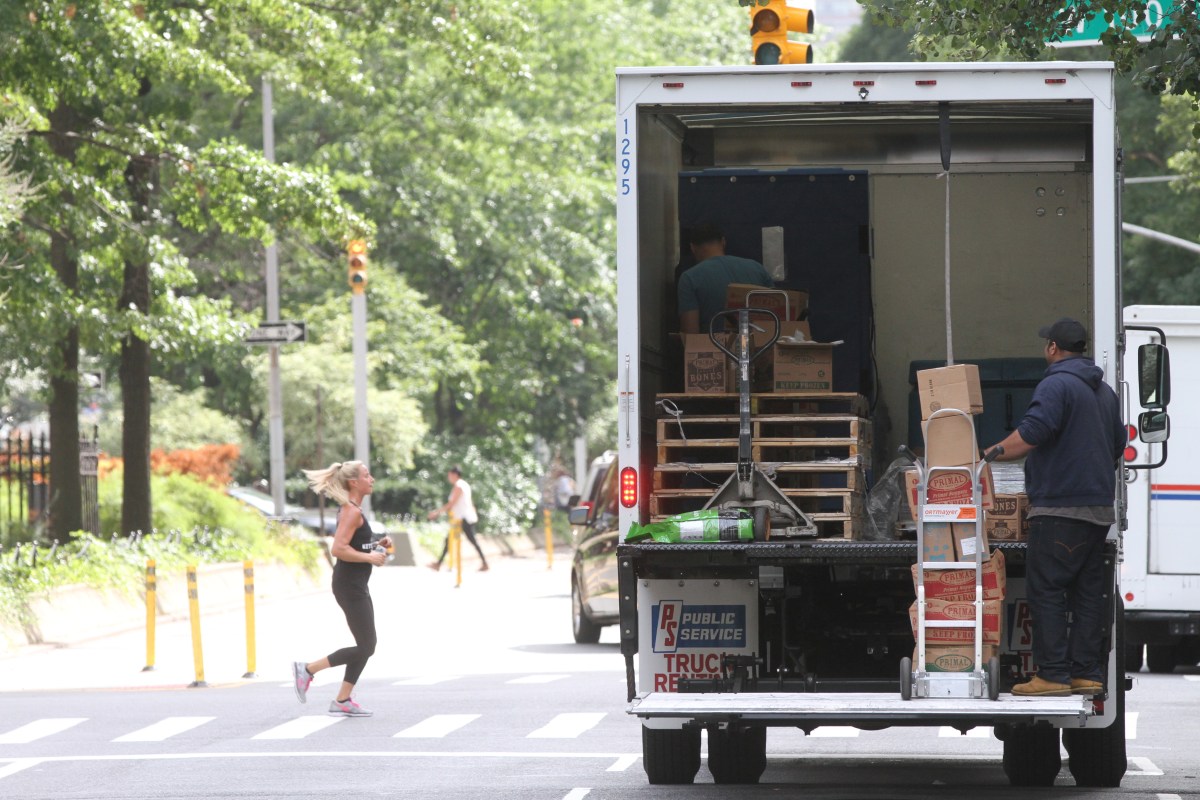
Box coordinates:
[678,255,774,332]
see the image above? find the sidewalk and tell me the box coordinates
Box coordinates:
[0,533,588,693]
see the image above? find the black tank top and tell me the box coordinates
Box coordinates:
[332,505,374,588]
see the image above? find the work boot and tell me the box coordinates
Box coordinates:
[1070,678,1104,695]
[1012,675,1071,697]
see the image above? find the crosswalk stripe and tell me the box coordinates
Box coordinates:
[806,726,859,737]
[938,726,990,738]
[1183,675,1200,682]
[507,674,568,685]
[1126,711,1138,740]
[392,676,461,686]
[112,717,215,743]
[0,718,87,744]
[528,713,606,739]
[252,716,342,740]
[394,715,480,738]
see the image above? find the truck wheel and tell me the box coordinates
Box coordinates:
[1063,674,1126,787]
[1002,725,1061,786]
[571,579,602,644]
[899,657,912,700]
[707,726,767,784]
[642,725,701,785]
[1146,643,1177,673]
[1123,641,1144,672]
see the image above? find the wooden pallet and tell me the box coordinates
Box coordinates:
[653,461,866,492]
[656,392,869,418]
[649,487,863,519]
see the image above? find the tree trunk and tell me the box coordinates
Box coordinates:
[46,104,82,539]
[119,137,155,537]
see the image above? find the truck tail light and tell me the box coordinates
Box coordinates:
[620,467,637,508]
[1124,445,1137,462]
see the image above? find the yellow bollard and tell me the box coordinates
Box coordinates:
[142,559,156,672]
[452,515,463,588]
[544,507,554,569]
[242,560,257,678]
[186,565,207,688]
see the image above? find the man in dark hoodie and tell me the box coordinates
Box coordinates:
[986,318,1126,697]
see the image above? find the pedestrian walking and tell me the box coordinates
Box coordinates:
[292,460,390,717]
[427,466,489,571]
[986,318,1126,697]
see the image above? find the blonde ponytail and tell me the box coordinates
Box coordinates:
[303,460,364,506]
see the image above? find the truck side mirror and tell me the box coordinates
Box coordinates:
[1138,343,1170,409]
[1139,410,1170,444]
[569,503,593,526]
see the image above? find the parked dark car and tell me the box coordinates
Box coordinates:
[569,453,620,643]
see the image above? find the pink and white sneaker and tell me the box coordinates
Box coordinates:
[292,661,312,704]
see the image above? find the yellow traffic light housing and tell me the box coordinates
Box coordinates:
[347,239,368,294]
[750,1,813,65]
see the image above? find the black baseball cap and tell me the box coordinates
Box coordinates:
[1038,317,1088,352]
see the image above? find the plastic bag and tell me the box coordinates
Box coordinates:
[626,508,753,544]
[863,455,914,542]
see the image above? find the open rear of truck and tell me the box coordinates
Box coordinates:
[614,62,1129,787]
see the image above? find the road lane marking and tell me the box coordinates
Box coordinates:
[392,676,461,686]
[563,790,590,800]
[527,713,606,738]
[1128,757,1163,776]
[252,716,342,740]
[1126,711,1138,739]
[607,755,638,772]
[507,674,568,685]
[0,759,41,779]
[937,727,989,738]
[1184,675,1200,682]
[806,727,859,737]
[1157,794,1182,800]
[0,718,87,744]
[394,715,480,738]
[113,717,215,743]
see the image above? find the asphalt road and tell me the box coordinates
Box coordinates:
[1,556,1198,799]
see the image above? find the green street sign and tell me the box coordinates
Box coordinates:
[1053,0,1177,46]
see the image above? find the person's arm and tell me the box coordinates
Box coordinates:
[330,505,382,564]
[679,309,700,334]
[988,429,1035,461]
[678,271,700,333]
[427,485,464,520]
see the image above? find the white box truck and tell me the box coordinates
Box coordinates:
[614,62,1170,788]
[1122,305,1198,673]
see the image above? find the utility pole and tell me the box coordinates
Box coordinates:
[263,77,286,517]
[347,240,371,515]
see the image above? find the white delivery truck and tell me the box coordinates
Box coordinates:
[614,62,1171,788]
[1122,305,1198,673]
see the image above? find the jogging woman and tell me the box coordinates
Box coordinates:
[292,460,390,717]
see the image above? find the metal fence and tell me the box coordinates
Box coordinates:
[1,429,100,543]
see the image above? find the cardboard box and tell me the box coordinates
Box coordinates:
[912,547,1007,602]
[909,598,1003,646]
[921,522,956,563]
[773,342,834,392]
[749,321,812,391]
[904,465,995,521]
[923,412,979,467]
[725,283,808,321]
[955,522,989,560]
[916,364,983,420]
[683,334,733,394]
[917,643,1000,673]
[989,493,1029,521]
[985,516,1027,542]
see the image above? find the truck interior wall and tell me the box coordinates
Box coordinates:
[870,169,1093,459]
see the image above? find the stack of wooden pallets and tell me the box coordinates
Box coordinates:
[652,392,871,539]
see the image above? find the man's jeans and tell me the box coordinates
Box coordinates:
[1026,516,1110,684]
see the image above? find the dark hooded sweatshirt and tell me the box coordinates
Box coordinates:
[1017,356,1126,509]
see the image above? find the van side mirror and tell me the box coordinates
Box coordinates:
[568,504,593,526]
[1138,343,1170,409]
[1139,410,1170,444]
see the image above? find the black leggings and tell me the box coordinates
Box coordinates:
[437,519,488,565]
[327,583,377,686]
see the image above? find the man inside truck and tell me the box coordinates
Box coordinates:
[986,318,1126,697]
[677,222,773,334]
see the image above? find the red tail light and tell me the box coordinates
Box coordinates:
[1124,446,1137,462]
[620,467,637,508]
[1126,424,1136,443]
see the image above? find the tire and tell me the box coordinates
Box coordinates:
[707,726,767,784]
[1064,677,1126,786]
[1146,643,1177,674]
[571,579,602,644]
[986,656,1000,701]
[642,725,701,785]
[899,656,912,701]
[1123,641,1144,672]
[1002,725,1061,786]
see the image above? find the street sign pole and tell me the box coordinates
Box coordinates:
[263,76,287,518]
[352,290,371,516]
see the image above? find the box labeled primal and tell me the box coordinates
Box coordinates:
[683,334,733,394]
[908,598,1004,646]
[912,548,1007,601]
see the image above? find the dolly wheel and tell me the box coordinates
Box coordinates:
[753,507,769,541]
[899,657,912,700]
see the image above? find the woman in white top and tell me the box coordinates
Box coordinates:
[427,466,489,571]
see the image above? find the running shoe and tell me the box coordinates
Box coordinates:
[292,661,312,704]
[329,698,373,717]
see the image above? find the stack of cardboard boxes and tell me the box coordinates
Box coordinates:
[681,283,840,394]
[907,364,1006,672]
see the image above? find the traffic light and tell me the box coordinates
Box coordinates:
[347,239,368,294]
[749,1,814,65]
